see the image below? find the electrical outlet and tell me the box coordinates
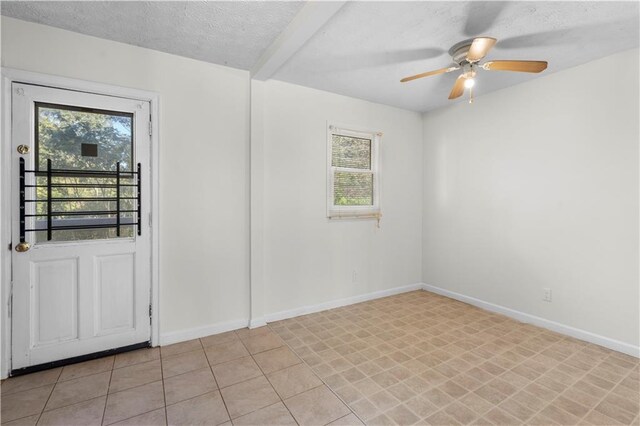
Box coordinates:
[543,288,552,302]
[352,270,358,283]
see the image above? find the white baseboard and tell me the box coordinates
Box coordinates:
[249,318,267,329]
[264,282,424,323]
[158,283,423,347]
[159,282,637,359]
[159,318,249,346]
[422,283,640,358]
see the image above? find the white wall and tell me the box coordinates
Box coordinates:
[2,16,637,357]
[261,80,423,317]
[422,49,639,347]
[1,17,251,337]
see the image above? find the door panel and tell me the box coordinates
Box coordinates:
[94,253,135,336]
[32,258,79,346]
[11,83,151,371]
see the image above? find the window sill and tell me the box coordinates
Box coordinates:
[327,211,381,221]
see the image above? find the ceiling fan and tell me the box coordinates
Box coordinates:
[400,37,548,102]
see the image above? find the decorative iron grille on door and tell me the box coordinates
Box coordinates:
[19,158,142,245]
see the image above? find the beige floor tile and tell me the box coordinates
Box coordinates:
[242,332,284,355]
[385,404,420,425]
[58,356,114,382]
[163,367,217,405]
[336,384,365,405]
[499,397,536,422]
[603,388,640,416]
[111,408,166,425]
[266,363,323,400]
[201,331,239,348]
[438,380,468,399]
[370,371,400,388]
[160,339,202,358]
[161,349,208,378]
[284,385,351,426]
[166,391,229,426]
[1,368,61,396]
[220,375,280,419]
[0,414,39,426]
[350,398,381,422]
[114,347,160,369]
[595,399,637,424]
[45,371,110,411]
[253,346,301,374]
[405,395,439,419]
[561,386,601,409]
[327,413,365,426]
[211,356,263,388]
[424,410,461,425]
[582,409,625,425]
[422,388,454,409]
[235,326,272,340]
[445,401,479,424]
[109,359,162,393]
[205,340,250,366]
[232,401,297,426]
[0,384,53,423]
[482,407,521,425]
[540,403,581,425]
[103,381,165,425]
[5,290,639,426]
[367,413,394,426]
[583,373,617,392]
[38,396,106,426]
[369,390,400,412]
[554,395,591,419]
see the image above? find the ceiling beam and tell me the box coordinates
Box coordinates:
[251,1,346,81]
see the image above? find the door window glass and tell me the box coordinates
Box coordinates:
[33,103,135,242]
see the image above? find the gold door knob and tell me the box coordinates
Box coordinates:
[17,145,30,155]
[15,242,30,252]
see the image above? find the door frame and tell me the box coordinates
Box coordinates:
[0,68,161,378]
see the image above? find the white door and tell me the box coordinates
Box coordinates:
[10,83,151,371]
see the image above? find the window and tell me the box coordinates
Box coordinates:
[327,123,381,219]
[34,103,136,242]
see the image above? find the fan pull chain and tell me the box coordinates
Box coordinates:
[469,86,474,104]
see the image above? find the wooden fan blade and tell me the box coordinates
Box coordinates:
[448,75,466,99]
[466,37,497,62]
[482,60,548,73]
[400,66,459,83]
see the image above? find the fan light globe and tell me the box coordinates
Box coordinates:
[464,78,475,89]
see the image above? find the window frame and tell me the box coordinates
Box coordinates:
[326,122,381,219]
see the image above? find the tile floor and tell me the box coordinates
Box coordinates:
[271,291,639,425]
[1,325,354,426]
[1,291,638,425]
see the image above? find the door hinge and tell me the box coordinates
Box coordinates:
[148,212,152,227]
[148,304,152,317]
[148,117,152,136]
[8,243,12,251]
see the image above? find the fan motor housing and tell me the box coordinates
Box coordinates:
[449,39,476,65]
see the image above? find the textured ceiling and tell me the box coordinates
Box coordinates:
[0,1,304,70]
[273,1,639,111]
[2,1,638,112]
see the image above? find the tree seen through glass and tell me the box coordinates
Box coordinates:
[332,134,374,206]
[34,104,135,242]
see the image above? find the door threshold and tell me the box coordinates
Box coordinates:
[10,341,150,377]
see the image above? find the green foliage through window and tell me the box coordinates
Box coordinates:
[34,104,135,242]
[331,135,371,169]
[331,134,374,206]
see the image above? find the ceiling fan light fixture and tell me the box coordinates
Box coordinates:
[399,36,548,103]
